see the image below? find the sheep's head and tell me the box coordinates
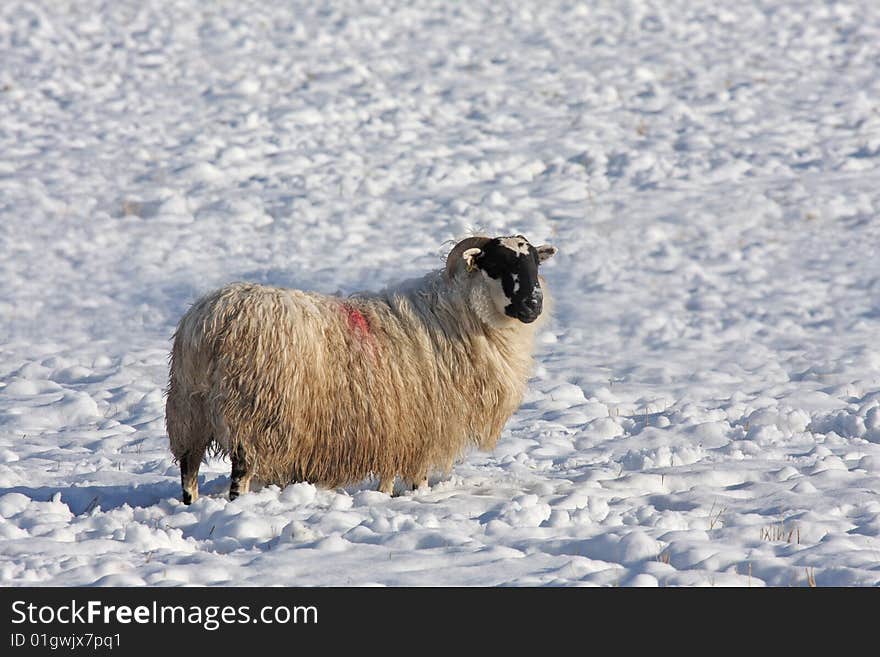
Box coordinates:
[446,235,557,326]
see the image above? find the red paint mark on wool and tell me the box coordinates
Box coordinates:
[341,303,371,337]
[339,302,379,358]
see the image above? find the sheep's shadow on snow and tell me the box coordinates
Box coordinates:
[0,481,183,515]
[0,469,261,515]
[0,473,413,519]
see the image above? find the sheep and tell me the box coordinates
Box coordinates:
[165,234,557,503]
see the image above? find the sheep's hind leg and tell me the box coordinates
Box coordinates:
[229,445,254,500]
[410,475,429,491]
[180,446,206,505]
[168,384,209,505]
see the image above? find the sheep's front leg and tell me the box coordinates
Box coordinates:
[410,475,429,492]
[378,475,395,496]
[229,445,254,500]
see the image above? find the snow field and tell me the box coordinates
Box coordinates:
[2,0,880,585]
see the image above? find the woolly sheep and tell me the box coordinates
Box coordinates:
[165,234,557,503]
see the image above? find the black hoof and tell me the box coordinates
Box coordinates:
[182,491,193,505]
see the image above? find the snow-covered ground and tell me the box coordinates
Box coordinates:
[2,0,880,586]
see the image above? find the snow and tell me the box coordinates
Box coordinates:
[2,0,880,587]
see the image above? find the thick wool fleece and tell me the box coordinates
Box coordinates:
[166,239,549,492]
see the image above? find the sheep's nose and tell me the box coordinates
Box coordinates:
[526,287,543,310]
[516,287,543,322]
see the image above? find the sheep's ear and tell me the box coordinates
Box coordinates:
[462,247,482,272]
[536,244,558,264]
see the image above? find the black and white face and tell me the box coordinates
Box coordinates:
[464,235,557,324]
